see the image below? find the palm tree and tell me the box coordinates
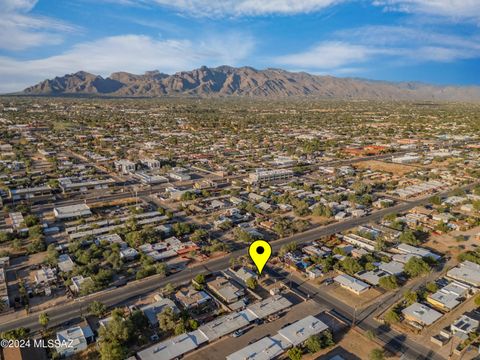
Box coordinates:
[39,313,49,331]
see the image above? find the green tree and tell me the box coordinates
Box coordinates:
[370,348,385,360]
[246,277,258,290]
[158,307,178,333]
[399,229,419,245]
[89,301,107,317]
[279,242,297,257]
[98,339,127,360]
[404,257,430,278]
[305,334,322,353]
[340,257,362,275]
[403,290,418,306]
[0,327,31,340]
[384,309,400,324]
[38,313,49,330]
[190,229,208,243]
[379,275,398,290]
[45,244,59,266]
[194,274,206,285]
[287,346,303,360]
[24,215,39,227]
[425,282,438,293]
[162,282,175,294]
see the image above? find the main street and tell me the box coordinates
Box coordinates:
[1,182,476,335]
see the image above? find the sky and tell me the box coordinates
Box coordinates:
[0,0,479,93]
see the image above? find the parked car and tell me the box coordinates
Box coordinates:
[232,329,245,338]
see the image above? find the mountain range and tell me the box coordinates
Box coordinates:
[18,65,480,101]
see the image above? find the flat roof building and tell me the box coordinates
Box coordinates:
[54,204,92,219]
[137,330,208,360]
[226,335,290,360]
[245,295,292,320]
[402,302,442,326]
[248,169,294,185]
[334,274,370,295]
[447,261,480,287]
[277,315,329,346]
[57,254,75,273]
[207,276,245,304]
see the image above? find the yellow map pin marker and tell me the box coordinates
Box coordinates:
[249,240,272,275]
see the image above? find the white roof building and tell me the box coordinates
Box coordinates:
[57,254,75,272]
[277,315,329,346]
[226,335,290,360]
[56,325,94,358]
[53,204,92,219]
[245,295,292,320]
[402,302,442,326]
[137,330,209,360]
[447,261,480,287]
[334,274,370,294]
[396,244,441,261]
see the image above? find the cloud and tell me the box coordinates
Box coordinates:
[275,41,374,69]
[372,0,480,22]
[274,25,480,72]
[127,0,346,16]
[0,0,77,51]
[0,32,255,93]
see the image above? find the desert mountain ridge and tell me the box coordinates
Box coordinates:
[16,65,480,101]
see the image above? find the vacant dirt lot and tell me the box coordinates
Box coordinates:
[354,160,417,175]
[424,225,480,258]
[308,328,399,360]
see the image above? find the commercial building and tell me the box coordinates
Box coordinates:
[8,185,52,201]
[115,159,136,174]
[54,204,92,220]
[248,169,294,185]
[59,178,114,194]
[168,172,191,181]
[140,158,161,170]
[134,172,169,185]
[391,154,421,164]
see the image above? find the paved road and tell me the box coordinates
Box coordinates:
[1,181,477,360]
[267,266,446,360]
[1,182,475,334]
